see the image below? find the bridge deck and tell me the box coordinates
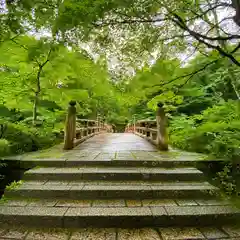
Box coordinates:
[3,133,207,162]
[78,133,156,151]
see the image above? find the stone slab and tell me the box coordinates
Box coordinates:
[150,184,216,191]
[78,185,153,199]
[27,159,67,167]
[70,228,116,240]
[0,206,68,227]
[159,227,204,240]
[65,207,152,217]
[26,167,57,173]
[222,225,240,237]
[176,200,198,206]
[6,185,72,199]
[0,206,68,216]
[25,230,69,240]
[27,200,58,207]
[17,184,71,191]
[44,181,71,186]
[64,207,153,227]
[0,228,6,235]
[196,199,231,206]
[164,206,240,216]
[142,199,177,207]
[2,200,29,207]
[23,166,205,181]
[62,160,198,168]
[199,227,228,239]
[126,200,142,207]
[7,183,219,200]
[56,200,91,207]
[82,185,151,191]
[1,228,28,239]
[118,228,160,240]
[23,180,48,185]
[160,206,240,226]
[92,199,126,207]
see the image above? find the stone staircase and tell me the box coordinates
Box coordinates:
[0,155,239,229]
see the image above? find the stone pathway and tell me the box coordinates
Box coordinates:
[0,133,240,239]
[0,226,240,240]
[78,133,157,151]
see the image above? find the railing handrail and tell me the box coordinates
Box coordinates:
[76,119,98,123]
[63,101,112,150]
[135,126,157,133]
[126,104,168,151]
[136,119,156,123]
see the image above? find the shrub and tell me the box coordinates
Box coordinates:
[169,101,240,160]
[0,121,63,157]
[0,139,10,156]
[21,117,45,126]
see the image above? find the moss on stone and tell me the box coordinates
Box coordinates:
[5,180,24,190]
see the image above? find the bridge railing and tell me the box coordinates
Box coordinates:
[63,101,112,150]
[126,104,168,151]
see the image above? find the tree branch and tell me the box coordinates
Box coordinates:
[231,42,240,54]
[156,34,191,42]
[173,13,240,41]
[187,3,232,22]
[92,17,168,27]
[42,47,52,67]
[170,13,240,67]
[10,38,28,50]
[151,59,219,89]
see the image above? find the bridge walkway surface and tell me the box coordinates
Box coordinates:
[0,133,240,239]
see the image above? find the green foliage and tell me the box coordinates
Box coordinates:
[0,119,63,156]
[214,164,237,196]
[168,115,195,150]
[0,139,10,157]
[169,101,240,160]
[0,35,127,156]
[122,49,240,167]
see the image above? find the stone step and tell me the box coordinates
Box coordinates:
[5,182,218,200]
[23,167,205,181]
[15,159,202,168]
[1,198,232,208]
[0,205,239,228]
[0,225,239,240]
[21,180,213,186]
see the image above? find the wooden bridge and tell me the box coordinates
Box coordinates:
[0,102,239,239]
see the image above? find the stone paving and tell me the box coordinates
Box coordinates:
[3,133,208,162]
[0,226,240,240]
[1,133,240,239]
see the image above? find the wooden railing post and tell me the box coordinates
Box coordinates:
[156,103,168,151]
[63,100,76,150]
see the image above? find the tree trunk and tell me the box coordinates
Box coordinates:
[32,92,39,126]
[32,65,42,126]
[232,0,240,27]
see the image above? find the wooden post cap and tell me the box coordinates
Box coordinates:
[157,102,164,108]
[69,100,76,106]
